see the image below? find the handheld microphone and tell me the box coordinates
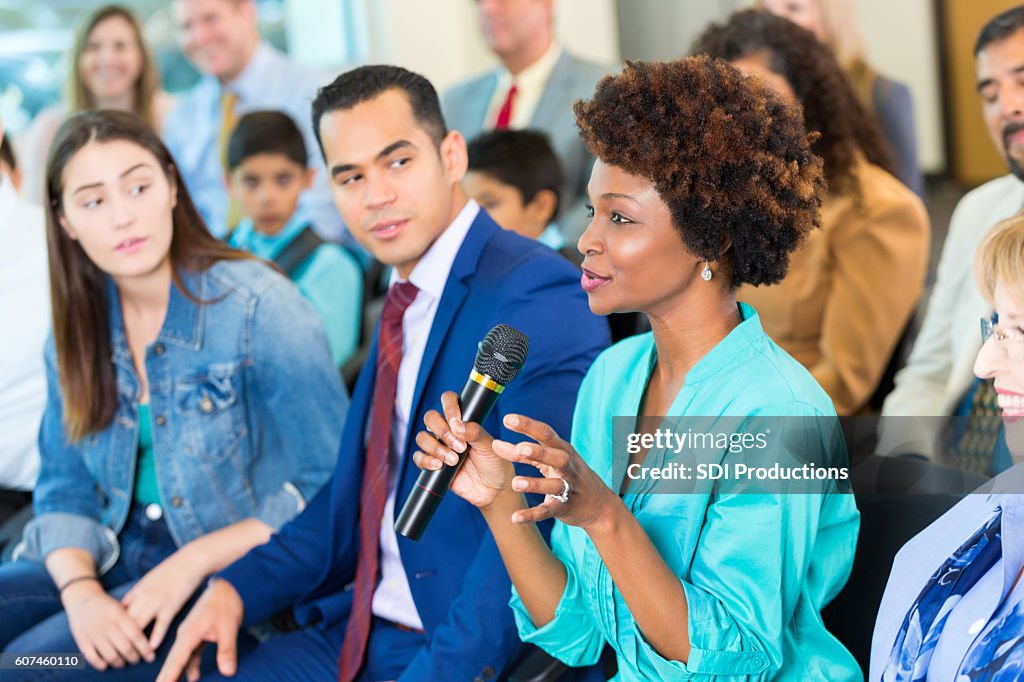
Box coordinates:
[395,324,529,541]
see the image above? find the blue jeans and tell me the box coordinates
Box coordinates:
[0,505,253,680]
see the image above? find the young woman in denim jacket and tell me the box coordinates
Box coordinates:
[0,110,348,677]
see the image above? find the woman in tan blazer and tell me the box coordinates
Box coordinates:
[696,10,930,415]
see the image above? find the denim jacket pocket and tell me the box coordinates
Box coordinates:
[175,361,246,462]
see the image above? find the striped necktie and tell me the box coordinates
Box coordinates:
[337,280,420,681]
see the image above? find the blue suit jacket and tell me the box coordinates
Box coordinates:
[219,210,609,680]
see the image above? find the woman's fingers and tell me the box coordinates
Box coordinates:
[93,632,127,669]
[511,501,559,525]
[422,409,466,453]
[123,595,156,631]
[149,610,173,652]
[78,639,106,672]
[439,391,464,432]
[414,430,459,467]
[510,475,569,498]
[503,414,567,448]
[116,615,154,663]
[492,440,570,469]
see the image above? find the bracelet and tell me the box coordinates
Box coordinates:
[57,575,99,594]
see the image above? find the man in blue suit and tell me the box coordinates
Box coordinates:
[158,65,608,681]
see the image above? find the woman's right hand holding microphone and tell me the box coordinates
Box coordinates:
[413,391,516,511]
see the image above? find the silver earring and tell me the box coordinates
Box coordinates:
[701,262,713,281]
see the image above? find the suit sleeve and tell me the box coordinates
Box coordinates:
[217,289,365,626]
[398,261,610,681]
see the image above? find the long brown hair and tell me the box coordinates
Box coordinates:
[46,110,250,441]
[69,5,161,127]
[694,9,894,200]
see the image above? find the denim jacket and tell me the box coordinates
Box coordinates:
[17,259,348,572]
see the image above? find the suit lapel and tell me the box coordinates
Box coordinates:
[529,51,575,132]
[465,72,499,134]
[396,214,499,488]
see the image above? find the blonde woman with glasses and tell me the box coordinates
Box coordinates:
[871,214,1024,680]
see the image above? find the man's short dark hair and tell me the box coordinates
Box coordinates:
[467,129,563,218]
[976,6,1024,55]
[226,110,307,172]
[311,65,448,158]
[1,134,16,172]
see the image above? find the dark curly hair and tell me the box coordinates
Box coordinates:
[693,9,894,199]
[574,56,825,288]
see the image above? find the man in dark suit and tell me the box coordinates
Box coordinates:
[442,0,610,245]
[158,65,608,682]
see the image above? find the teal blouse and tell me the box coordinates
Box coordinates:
[133,403,160,507]
[510,303,861,681]
[228,211,362,368]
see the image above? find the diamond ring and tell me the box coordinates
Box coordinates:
[552,477,570,503]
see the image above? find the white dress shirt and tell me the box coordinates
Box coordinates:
[484,41,562,130]
[162,43,349,245]
[0,175,48,490]
[370,200,480,628]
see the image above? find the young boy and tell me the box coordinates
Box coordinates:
[464,129,579,264]
[226,110,362,368]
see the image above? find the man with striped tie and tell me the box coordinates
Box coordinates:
[159,65,608,682]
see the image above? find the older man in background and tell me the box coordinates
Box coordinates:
[164,0,351,246]
[443,0,610,245]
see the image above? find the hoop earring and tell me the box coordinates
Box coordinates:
[701,262,713,282]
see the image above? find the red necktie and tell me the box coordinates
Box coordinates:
[494,83,518,129]
[337,280,419,682]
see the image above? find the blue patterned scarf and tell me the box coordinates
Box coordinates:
[881,509,1003,681]
[958,579,1024,680]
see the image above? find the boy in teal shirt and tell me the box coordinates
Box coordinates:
[226,111,362,368]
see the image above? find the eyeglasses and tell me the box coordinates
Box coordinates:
[981,314,1024,361]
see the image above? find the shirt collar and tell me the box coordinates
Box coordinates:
[683,302,766,385]
[538,223,566,251]
[229,208,311,260]
[497,40,561,90]
[223,42,273,101]
[391,199,480,301]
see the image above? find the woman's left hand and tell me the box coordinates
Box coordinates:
[492,413,620,529]
[122,546,207,651]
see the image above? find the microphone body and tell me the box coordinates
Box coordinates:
[394,370,503,541]
[395,324,529,541]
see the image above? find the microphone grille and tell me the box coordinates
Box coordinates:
[473,324,529,386]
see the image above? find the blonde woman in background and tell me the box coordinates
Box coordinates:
[760,0,924,197]
[871,214,1024,680]
[17,4,176,203]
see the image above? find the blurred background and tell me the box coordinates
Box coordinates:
[0,0,1019,187]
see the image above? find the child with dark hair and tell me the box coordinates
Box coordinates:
[1,134,22,193]
[226,110,362,368]
[465,129,573,260]
[467,129,649,341]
